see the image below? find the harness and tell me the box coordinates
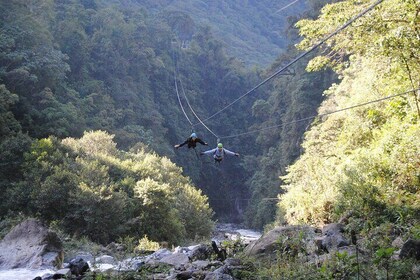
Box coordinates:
[213,149,225,162]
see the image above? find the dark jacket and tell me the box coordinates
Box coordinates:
[177,137,207,148]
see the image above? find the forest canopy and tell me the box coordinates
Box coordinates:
[3,130,214,244]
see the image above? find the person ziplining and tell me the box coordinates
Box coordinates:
[174,132,208,149]
[200,143,239,163]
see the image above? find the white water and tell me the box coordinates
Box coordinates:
[0,268,54,280]
[212,223,262,244]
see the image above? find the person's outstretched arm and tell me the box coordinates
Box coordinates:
[174,138,189,148]
[223,148,239,157]
[174,138,190,149]
[197,138,208,146]
[200,148,217,155]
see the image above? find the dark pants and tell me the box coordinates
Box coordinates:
[214,157,222,163]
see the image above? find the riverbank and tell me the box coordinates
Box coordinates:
[0,223,261,280]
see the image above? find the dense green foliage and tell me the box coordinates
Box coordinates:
[5,131,214,244]
[119,0,307,66]
[245,0,420,277]
[279,0,420,228]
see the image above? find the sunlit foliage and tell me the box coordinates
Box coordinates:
[12,130,214,244]
[278,0,420,228]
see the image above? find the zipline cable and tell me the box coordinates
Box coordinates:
[179,78,220,139]
[275,0,301,14]
[172,49,193,126]
[220,88,418,139]
[193,0,385,126]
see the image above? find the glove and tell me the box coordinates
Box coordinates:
[235,153,240,157]
[174,144,180,149]
[200,152,204,155]
[205,142,208,145]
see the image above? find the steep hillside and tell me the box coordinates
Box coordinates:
[110,0,307,66]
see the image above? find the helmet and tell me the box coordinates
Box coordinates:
[217,143,223,148]
[191,133,197,138]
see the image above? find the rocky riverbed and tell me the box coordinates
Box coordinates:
[0,220,261,280]
[1,219,419,279]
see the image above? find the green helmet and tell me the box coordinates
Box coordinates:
[217,143,223,148]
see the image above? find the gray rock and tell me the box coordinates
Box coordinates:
[322,223,344,236]
[121,257,146,271]
[37,273,53,280]
[204,272,234,280]
[209,260,223,267]
[95,254,115,264]
[243,225,315,259]
[0,219,63,269]
[153,273,168,280]
[400,239,420,260]
[223,258,241,267]
[392,237,404,249]
[413,264,420,278]
[174,246,189,254]
[148,249,172,261]
[66,257,90,276]
[53,268,71,278]
[189,244,212,261]
[64,252,93,263]
[159,253,189,267]
[321,223,349,252]
[213,265,229,274]
[192,260,210,269]
[321,233,350,252]
[175,270,193,280]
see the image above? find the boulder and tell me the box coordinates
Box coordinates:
[321,223,349,252]
[119,256,146,271]
[392,237,404,249]
[0,219,63,269]
[147,248,172,261]
[189,244,213,261]
[192,260,210,270]
[204,272,234,280]
[413,264,420,278]
[175,270,193,280]
[159,253,189,267]
[243,225,315,259]
[53,268,71,279]
[400,239,420,260]
[321,223,344,236]
[95,254,115,265]
[65,257,90,276]
[223,258,241,267]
